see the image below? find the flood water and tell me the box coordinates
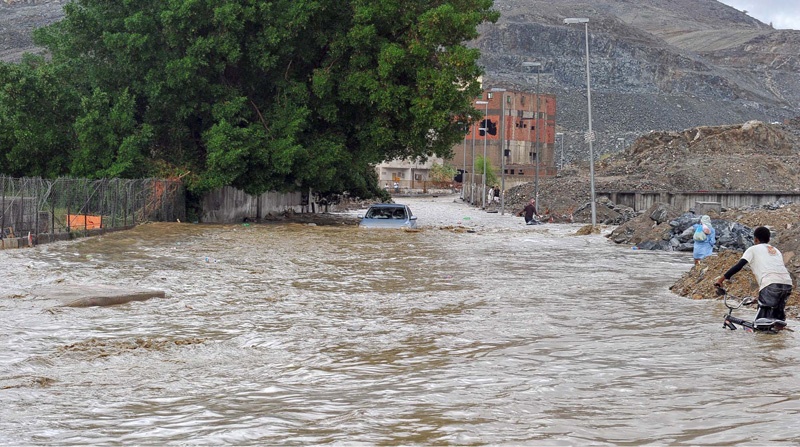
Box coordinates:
[2,197,800,445]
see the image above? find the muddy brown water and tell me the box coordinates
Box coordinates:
[2,198,800,445]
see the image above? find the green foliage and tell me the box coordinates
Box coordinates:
[0,56,80,177]
[429,162,458,183]
[1,0,498,197]
[474,155,498,187]
[72,88,152,178]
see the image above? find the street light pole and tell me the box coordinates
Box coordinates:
[556,132,564,170]
[471,122,476,205]
[491,87,507,215]
[535,69,540,208]
[521,62,541,209]
[564,17,597,227]
[500,94,506,214]
[475,100,489,209]
[461,123,467,199]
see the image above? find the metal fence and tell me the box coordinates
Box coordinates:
[0,176,185,240]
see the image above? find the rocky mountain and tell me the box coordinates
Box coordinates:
[2,0,800,164]
[0,1,64,62]
[475,0,800,162]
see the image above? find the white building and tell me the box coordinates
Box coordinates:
[375,156,446,192]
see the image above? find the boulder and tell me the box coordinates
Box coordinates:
[649,204,672,224]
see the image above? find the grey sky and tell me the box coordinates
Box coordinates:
[718,0,800,29]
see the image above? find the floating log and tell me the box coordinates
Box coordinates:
[32,285,166,307]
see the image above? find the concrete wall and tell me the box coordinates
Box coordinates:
[600,190,800,213]
[201,186,306,223]
[0,226,135,251]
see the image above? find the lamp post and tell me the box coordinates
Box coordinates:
[556,132,564,170]
[461,122,467,199]
[471,120,477,205]
[499,93,506,214]
[475,100,489,209]
[490,88,507,214]
[521,62,542,209]
[564,17,596,227]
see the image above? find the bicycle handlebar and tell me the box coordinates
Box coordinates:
[716,285,756,309]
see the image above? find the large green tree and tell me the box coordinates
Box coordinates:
[0,56,80,177]
[14,0,498,196]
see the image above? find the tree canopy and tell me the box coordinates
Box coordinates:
[0,0,498,197]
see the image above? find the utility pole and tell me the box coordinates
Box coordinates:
[491,88,508,215]
[565,18,597,227]
[475,99,489,208]
[521,62,542,208]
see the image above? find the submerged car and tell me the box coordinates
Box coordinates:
[359,203,418,228]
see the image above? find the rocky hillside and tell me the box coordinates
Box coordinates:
[2,0,800,165]
[0,1,64,62]
[475,0,800,162]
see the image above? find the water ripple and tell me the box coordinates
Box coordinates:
[1,222,799,445]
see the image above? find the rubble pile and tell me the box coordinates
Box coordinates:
[608,203,756,252]
[505,120,800,222]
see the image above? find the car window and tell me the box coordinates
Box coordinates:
[365,207,388,219]
[364,206,411,220]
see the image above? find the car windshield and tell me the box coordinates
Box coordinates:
[365,207,406,219]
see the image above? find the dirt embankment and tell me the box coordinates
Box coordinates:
[506,119,800,217]
[505,118,800,317]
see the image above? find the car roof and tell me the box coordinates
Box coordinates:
[368,203,408,208]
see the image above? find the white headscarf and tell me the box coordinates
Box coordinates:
[700,215,711,227]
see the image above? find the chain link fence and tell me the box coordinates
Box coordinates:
[0,176,185,242]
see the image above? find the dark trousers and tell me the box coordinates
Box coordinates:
[757,283,793,321]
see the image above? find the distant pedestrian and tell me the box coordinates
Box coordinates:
[691,215,715,265]
[487,186,494,206]
[393,182,399,193]
[493,185,500,203]
[517,198,540,225]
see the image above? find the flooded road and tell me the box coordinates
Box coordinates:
[2,196,800,445]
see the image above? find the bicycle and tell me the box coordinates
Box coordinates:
[716,285,788,333]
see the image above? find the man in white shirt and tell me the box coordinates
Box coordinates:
[715,226,794,321]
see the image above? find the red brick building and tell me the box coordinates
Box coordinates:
[450,89,557,187]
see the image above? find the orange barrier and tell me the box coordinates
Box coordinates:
[66,214,102,230]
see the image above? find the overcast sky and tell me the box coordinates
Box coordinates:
[718,0,800,29]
